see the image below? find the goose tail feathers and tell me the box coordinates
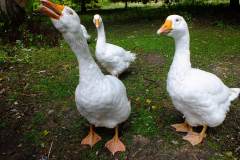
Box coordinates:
[229,88,240,101]
[126,51,136,62]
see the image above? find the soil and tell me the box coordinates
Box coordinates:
[210,55,240,83]
[143,53,165,68]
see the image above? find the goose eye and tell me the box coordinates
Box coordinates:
[68,10,73,15]
[176,19,179,22]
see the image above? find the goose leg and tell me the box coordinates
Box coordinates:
[105,126,126,155]
[183,125,207,145]
[171,121,191,132]
[81,125,101,147]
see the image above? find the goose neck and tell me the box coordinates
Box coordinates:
[169,32,191,77]
[63,30,104,84]
[97,23,106,43]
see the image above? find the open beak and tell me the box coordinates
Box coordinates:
[39,0,64,19]
[95,19,100,28]
[157,20,172,35]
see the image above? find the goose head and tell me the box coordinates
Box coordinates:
[93,14,103,28]
[40,0,81,34]
[157,15,188,39]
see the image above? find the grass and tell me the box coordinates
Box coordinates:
[1,5,240,160]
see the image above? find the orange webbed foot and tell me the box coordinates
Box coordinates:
[81,125,101,147]
[105,126,126,155]
[105,137,126,155]
[183,125,207,146]
[171,122,191,132]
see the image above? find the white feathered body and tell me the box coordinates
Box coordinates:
[167,33,240,128]
[96,42,136,76]
[95,22,135,76]
[75,75,131,128]
[168,67,240,127]
[62,28,131,129]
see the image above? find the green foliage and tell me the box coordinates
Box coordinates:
[110,0,153,7]
[0,44,32,65]
[214,20,226,28]
[32,77,75,100]
[32,112,47,126]
[24,129,42,144]
[178,11,192,23]
[25,0,78,11]
[27,0,99,12]
[19,24,44,46]
[0,122,7,129]
[23,112,48,146]
[25,0,35,12]
[129,108,158,136]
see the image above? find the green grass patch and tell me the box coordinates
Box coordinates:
[32,112,47,126]
[129,108,158,137]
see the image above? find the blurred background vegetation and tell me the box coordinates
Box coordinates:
[0,0,239,49]
[0,0,239,24]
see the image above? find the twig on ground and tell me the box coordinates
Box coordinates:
[47,141,54,160]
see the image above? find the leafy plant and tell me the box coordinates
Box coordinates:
[214,20,226,28]
[0,44,32,64]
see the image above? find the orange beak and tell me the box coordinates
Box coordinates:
[157,20,172,35]
[95,19,100,28]
[39,0,64,19]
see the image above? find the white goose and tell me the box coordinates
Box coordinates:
[157,15,240,145]
[93,14,136,77]
[40,0,131,155]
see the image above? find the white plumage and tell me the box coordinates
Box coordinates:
[93,14,136,76]
[51,7,130,129]
[75,74,131,128]
[158,15,240,145]
[80,24,91,41]
[40,1,130,154]
[168,68,239,127]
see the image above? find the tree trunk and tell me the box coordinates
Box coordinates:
[0,0,25,24]
[15,0,27,8]
[0,0,8,14]
[230,0,239,8]
[0,0,26,43]
[81,0,87,13]
[124,1,128,9]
